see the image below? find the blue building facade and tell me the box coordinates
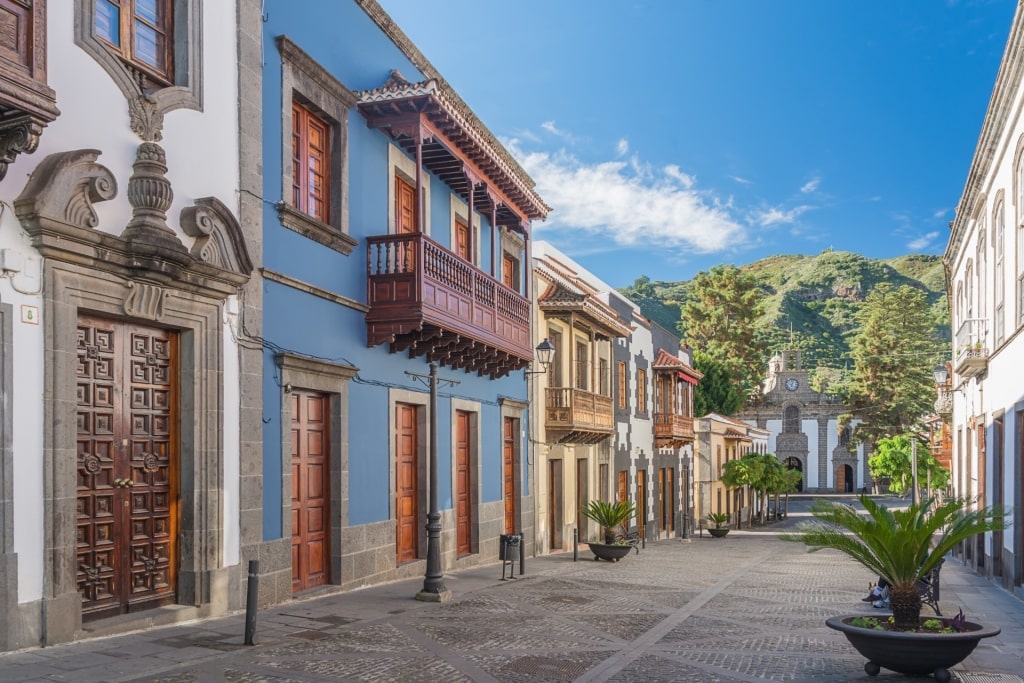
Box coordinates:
[258,0,548,597]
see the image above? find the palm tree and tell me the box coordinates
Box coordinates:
[582,499,638,545]
[781,495,1007,630]
[721,454,763,526]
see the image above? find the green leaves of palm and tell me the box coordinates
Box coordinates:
[582,500,637,531]
[781,495,1007,592]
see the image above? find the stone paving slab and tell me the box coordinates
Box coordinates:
[2,498,1024,682]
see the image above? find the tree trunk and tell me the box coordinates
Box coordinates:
[889,584,923,631]
[604,526,615,544]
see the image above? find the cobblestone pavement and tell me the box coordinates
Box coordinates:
[3,496,1024,683]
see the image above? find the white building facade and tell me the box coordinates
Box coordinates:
[944,3,1024,598]
[0,1,264,649]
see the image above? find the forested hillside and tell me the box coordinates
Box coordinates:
[620,251,950,376]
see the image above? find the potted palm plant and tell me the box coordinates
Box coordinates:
[581,499,637,562]
[706,511,731,537]
[781,495,1006,682]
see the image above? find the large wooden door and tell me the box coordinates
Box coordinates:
[636,470,646,539]
[396,403,419,564]
[548,459,563,549]
[455,410,472,556]
[291,391,330,592]
[503,417,517,534]
[576,460,588,538]
[76,315,177,620]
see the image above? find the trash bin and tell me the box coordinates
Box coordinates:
[500,534,520,561]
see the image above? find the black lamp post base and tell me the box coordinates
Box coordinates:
[415,588,452,603]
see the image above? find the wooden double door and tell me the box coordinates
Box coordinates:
[76,315,178,620]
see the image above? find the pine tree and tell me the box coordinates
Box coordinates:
[681,265,768,402]
[842,284,942,444]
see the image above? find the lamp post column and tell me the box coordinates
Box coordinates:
[413,362,452,602]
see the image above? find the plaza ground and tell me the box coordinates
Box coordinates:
[1,495,1022,683]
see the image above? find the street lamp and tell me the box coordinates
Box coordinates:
[406,363,459,603]
[932,363,949,386]
[525,338,556,375]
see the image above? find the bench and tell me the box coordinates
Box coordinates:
[917,558,944,615]
[617,529,641,553]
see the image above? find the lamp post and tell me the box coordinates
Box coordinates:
[407,362,459,603]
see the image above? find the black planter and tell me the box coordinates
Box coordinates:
[826,615,1000,682]
[587,542,633,562]
[707,527,730,538]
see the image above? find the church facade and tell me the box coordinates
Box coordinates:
[736,350,867,493]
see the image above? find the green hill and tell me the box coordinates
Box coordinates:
[620,250,949,372]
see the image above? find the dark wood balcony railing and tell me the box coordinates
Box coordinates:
[545,387,614,442]
[653,412,694,443]
[366,233,532,377]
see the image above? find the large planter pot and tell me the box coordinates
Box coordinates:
[707,527,730,538]
[826,615,1000,682]
[587,542,633,562]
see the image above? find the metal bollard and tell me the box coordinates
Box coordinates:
[244,559,259,645]
[518,530,525,575]
[573,528,578,562]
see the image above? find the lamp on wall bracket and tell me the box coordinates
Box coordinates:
[932,363,949,386]
[525,338,556,376]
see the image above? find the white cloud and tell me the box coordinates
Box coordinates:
[505,141,746,253]
[750,205,813,227]
[730,175,753,185]
[907,231,940,251]
[800,177,821,193]
[616,138,629,156]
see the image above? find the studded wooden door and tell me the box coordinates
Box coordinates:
[76,315,177,620]
[396,403,419,564]
[291,391,330,592]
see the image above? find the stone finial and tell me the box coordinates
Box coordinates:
[121,142,187,255]
[14,149,117,230]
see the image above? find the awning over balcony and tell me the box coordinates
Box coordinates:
[358,71,549,228]
[653,348,703,384]
[535,259,631,338]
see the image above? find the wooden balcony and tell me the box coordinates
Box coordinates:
[544,387,614,444]
[366,232,531,379]
[654,412,694,446]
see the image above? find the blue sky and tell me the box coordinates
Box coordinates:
[378,0,1015,288]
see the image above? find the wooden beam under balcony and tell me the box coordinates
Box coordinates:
[544,387,614,444]
[366,232,531,379]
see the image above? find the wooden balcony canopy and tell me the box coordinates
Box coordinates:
[359,71,550,379]
[535,262,632,338]
[652,348,701,446]
[358,71,549,228]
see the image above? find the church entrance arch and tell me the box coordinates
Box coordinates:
[783,457,803,492]
[837,464,854,493]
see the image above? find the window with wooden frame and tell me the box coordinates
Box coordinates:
[617,361,627,410]
[95,0,174,87]
[292,101,331,224]
[574,340,588,391]
[276,37,357,254]
[636,369,646,414]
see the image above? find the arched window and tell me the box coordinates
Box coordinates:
[784,405,800,433]
[839,426,851,446]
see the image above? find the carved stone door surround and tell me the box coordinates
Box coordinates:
[13,147,252,644]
